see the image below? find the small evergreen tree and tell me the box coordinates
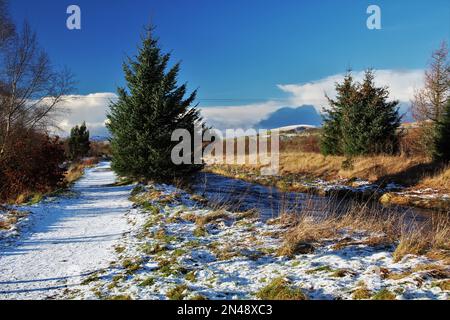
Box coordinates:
[68,122,90,160]
[343,70,401,155]
[321,70,402,156]
[107,27,204,181]
[433,99,450,162]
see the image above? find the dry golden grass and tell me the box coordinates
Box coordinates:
[393,215,450,262]
[64,158,101,186]
[280,152,431,183]
[208,151,450,193]
[64,164,85,185]
[207,126,450,194]
[418,165,450,191]
[352,286,372,300]
[195,210,229,227]
[0,220,11,230]
[276,199,450,262]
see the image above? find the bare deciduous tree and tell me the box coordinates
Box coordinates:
[0,22,74,158]
[412,42,450,123]
[411,42,450,156]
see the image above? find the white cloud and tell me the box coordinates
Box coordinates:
[199,101,283,130]
[54,69,425,135]
[54,92,117,137]
[278,69,424,112]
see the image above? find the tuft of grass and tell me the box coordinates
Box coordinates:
[172,248,187,257]
[235,209,259,221]
[277,241,315,258]
[81,274,100,285]
[157,258,188,277]
[153,228,177,243]
[305,265,333,275]
[114,245,126,254]
[193,226,208,238]
[195,210,229,227]
[138,277,155,287]
[393,234,428,262]
[372,288,396,300]
[330,269,354,278]
[208,243,241,261]
[432,280,450,291]
[393,216,449,262]
[140,243,167,255]
[64,164,85,185]
[166,284,189,300]
[181,212,198,223]
[255,277,308,300]
[352,286,372,300]
[185,271,197,282]
[28,193,43,205]
[142,202,160,215]
[107,294,133,300]
[130,185,146,197]
[122,257,143,274]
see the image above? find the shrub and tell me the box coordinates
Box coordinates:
[0,133,65,202]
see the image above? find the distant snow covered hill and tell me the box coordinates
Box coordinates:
[256,105,322,130]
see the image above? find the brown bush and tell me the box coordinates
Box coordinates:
[90,141,111,158]
[399,127,429,157]
[0,132,65,202]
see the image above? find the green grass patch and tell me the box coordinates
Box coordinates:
[372,288,396,300]
[352,287,372,300]
[138,277,155,287]
[256,277,307,300]
[166,284,189,300]
[305,265,333,274]
[122,257,143,274]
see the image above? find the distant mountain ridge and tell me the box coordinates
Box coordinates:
[256,105,322,130]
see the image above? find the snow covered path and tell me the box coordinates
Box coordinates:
[0,162,134,300]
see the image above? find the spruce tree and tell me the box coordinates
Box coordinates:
[321,72,357,155]
[107,27,204,181]
[68,122,90,160]
[321,70,402,156]
[433,99,450,162]
[343,70,401,155]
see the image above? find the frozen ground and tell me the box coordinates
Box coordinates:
[0,162,134,300]
[0,162,448,300]
[71,183,449,300]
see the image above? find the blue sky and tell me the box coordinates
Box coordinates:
[8,0,450,134]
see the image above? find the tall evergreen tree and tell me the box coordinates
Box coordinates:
[433,99,450,162]
[68,122,90,160]
[321,70,402,156]
[107,27,204,181]
[321,72,357,155]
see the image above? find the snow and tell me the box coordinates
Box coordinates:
[273,124,317,132]
[0,162,135,300]
[0,162,448,300]
[68,181,448,300]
